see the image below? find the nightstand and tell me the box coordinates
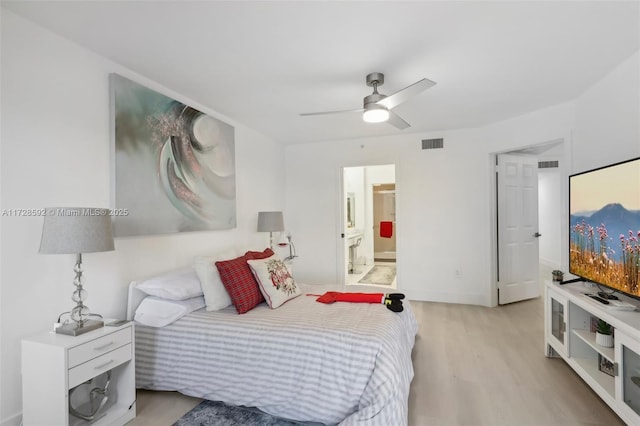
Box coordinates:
[22,321,136,426]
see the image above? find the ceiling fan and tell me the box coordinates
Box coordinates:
[300,72,436,130]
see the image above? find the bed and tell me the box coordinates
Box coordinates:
[127,281,418,425]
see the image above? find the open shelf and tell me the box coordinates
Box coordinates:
[572,329,615,362]
[571,356,615,397]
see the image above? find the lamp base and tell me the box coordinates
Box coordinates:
[56,318,104,336]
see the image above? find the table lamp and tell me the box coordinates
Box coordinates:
[39,207,115,336]
[257,211,284,249]
[283,233,298,261]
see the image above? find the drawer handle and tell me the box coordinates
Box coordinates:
[93,341,115,351]
[94,359,115,370]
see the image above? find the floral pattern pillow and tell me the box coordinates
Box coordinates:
[247,255,301,308]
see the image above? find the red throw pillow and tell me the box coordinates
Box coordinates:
[215,255,264,314]
[245,248,274,260]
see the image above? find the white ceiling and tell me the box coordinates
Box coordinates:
[3,1,639,145]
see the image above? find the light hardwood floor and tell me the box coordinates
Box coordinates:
[129,297,625,426]
[408,298,623,425]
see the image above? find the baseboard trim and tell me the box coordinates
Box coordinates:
[403,290,489,307]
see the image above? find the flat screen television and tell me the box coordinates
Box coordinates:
[569,157,640,298]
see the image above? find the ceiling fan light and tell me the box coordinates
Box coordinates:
[363,107,389,123]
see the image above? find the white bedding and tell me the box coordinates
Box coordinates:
[134,284,418,425]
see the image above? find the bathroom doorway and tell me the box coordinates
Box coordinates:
[342,164,397,288]
[373,183,396,262]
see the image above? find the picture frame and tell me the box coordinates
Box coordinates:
[599,354,616,377]
[110,73,236,237]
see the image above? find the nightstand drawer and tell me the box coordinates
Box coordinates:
[68,343,131,388]
[68,328,131,368]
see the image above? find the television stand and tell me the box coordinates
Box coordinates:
[545,281,640,424]
[582,293,636,311]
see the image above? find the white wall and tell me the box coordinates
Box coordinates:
[560,50,640,280]
[573,51,640,174]
[286,139,404,287]
[285,104,574,307]
[0,11,285,425]
[285,49,639,307]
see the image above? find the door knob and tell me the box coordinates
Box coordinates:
[534,232,542,238]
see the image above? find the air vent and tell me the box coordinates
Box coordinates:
[422,138,444,150]
[538,160,559,169]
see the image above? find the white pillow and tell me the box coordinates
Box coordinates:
[193,249,236,311]
[247,254,301,309]
[135,268,203,301]
[134,296,205,327]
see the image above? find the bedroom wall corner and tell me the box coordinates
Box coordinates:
[572,50,640,173]
[0,10,285,425]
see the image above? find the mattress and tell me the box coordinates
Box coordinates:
[135,284,418,425]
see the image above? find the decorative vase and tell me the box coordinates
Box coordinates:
[596,332,614,348]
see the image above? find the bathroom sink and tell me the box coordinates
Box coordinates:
[346,230,363,247]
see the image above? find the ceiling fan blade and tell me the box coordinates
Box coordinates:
[299,108,363,117]
[387,111,410,130]
[377,78,436,110]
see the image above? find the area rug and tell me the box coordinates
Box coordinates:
[173,400,323,426]
[358,265,396,285]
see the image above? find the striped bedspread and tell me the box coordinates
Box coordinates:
[135,284,418,425]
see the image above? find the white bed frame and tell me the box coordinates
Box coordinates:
[126,282,147,321]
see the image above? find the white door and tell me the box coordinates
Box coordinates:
[497,154,540,304]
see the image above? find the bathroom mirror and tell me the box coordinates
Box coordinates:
[346,192,355,228]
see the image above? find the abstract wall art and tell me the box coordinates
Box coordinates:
[111,74,236,237]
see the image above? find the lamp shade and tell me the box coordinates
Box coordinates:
[39,207,115,254]
[257,211,284,232]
